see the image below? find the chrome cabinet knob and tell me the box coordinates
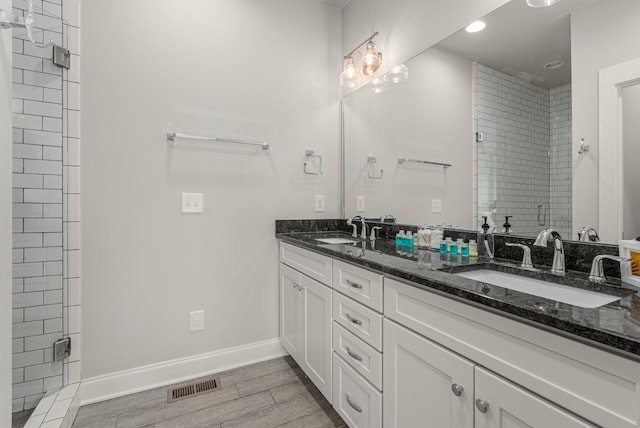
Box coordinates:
[475,399,490,414]
[451,383,464,397]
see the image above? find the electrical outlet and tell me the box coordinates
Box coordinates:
[315,194,325,212]
[190,310,204,332]
[356,196,366,212]
[182,193,204,213]
[432,199,442,213]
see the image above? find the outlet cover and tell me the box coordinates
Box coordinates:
[315,195,325,212]
[432,199,442,213]
[356,196,366,212]
[182,193,204,213]
[190,310,204,332]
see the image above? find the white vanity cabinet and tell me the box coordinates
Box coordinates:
[384,319,594,428]
[383,319,475,428]
[331,260,384,428]
[279,243,333,402]
[384,277,640,428]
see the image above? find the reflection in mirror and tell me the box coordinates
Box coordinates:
[343,0,640,244]
[623,84,640,239]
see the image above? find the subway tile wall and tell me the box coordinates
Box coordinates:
[549,84,572,239]
[475,64,572,238]
[12,0,81,417]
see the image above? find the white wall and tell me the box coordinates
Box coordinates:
[344,47,473,227]
[341,0,509,93]
[571,0,640,237]
[81,0,341,388]
[1,0,13,423]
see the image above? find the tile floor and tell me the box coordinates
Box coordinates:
[71,356,347,427]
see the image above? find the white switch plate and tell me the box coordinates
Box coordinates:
[432,199,442,213]
[190,310,204,332]
[315,194,325,212]
[182,193,204,213]
[356,196,366,212]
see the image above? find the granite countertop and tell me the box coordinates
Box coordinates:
[276,229,640,362]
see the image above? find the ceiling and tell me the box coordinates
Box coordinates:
[315,0,350,9]
[438,0,595,89]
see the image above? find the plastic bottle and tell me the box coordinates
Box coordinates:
[456,238,464,255]
[461,242,469,257]
[469,239,478,257]
[449,240,458,255]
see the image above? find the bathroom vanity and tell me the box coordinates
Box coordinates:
[276,221,640,428]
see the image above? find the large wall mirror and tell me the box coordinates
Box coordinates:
[342,0,640,245]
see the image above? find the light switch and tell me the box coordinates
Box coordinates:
[190,310,204,332]
[356,196,365,212]
[182,193,204,213]
[315,195,326,212]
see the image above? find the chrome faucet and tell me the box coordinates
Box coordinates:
[505,243,534,269]
[534,228,565,276]
[370,226,382,241]
[578,227,600,242]
[589,255,630,283]
[346,216,360,238]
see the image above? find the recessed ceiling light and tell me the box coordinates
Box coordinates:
[466,21,486,33]
[526,0,562,7]
[544,60,565,70]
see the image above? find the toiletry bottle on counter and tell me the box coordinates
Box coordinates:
[469,239,478,257]
[461,242,469,257]
[456,238,464,255]
[449,240,458,255]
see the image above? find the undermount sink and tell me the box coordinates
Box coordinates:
[455,269,621,308]
[315,237,358,245]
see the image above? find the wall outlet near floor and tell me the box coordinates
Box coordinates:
[182,193,204,213]
[356,196,366,212]
[190,310,204,332]
[432,199,442,213]
[315,194,325,212]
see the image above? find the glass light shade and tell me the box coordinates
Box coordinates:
[366,77,388,94]
[525,0,561,7]
[360,42,382,76]
[465,21,486,33]
[340,57,360,87]
[384,64,409,83]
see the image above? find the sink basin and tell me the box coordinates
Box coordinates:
[315,237,358,245]
[455,269,621,308]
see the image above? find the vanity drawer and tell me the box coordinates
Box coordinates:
[333,260,383,312]
[332,353,382,428]
[280,242,332,286]
[333,321,382,390]
[333,291,383,351]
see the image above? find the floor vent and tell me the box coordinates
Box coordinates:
[167,377,221,403]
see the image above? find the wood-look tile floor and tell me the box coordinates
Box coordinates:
[72,356,347,428]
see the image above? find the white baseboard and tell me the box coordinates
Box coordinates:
[80,338,286,406]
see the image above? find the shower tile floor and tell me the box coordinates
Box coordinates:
[72,356,347,427]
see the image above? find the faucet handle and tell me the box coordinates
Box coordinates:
[589,255,630,283]
[505,243,534,269]
[370,226,382,241]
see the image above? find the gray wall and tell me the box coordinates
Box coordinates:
[550,84,572,239]
[11,0,65,412]
[81,0,341,385]
[2,0,14,423]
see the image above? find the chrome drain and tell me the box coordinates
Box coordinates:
[167,377,221,403]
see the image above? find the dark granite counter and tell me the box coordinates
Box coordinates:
[276,223,640,363]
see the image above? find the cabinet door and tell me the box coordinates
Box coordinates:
[300,274,333,403]
[280,263,301,359]
[383,319,475,428]
[474,367,595,428]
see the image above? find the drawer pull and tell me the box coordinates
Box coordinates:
[475,399,490,414]
[451,383,464,397]
[346,346,363,362]
[345,313,363,326]
[346,394,363,413]
[346,280,363,289]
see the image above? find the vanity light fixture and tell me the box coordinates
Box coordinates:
[366,77,388,94]
[384,64,409,83]
[525,0,562,7]
[465,20,486,33]
[544,60,565,70]
[340,32,382,87]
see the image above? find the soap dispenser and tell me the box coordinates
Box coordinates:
[502,216,512,234]
[479,216,494,259]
